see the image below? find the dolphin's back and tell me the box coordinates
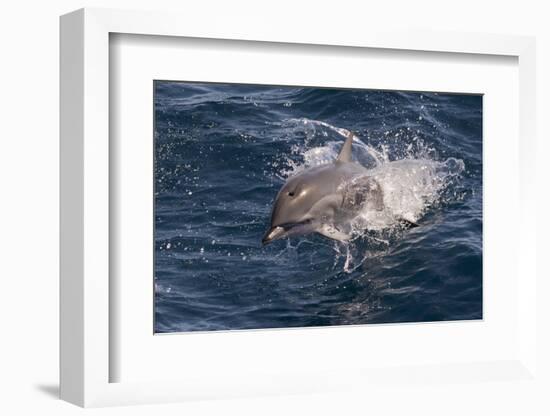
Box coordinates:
[295,161,366,187]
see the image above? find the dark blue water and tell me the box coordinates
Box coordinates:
[154,81,482,333]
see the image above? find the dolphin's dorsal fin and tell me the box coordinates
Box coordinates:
[336,131,355,163]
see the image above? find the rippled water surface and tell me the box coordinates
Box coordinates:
[154,81,482,333]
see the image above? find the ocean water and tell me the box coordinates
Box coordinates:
[154,81,482,333]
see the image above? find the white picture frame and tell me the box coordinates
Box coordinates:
[60,7,537,407]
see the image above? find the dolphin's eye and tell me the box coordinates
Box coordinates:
[288,191,295,197]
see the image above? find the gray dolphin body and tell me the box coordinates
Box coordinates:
[262,132,384,245]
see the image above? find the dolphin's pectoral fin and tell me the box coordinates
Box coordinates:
[341,176,384,212]
[318,224,352,241]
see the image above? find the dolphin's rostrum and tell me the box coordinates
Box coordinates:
[262,132,385,245]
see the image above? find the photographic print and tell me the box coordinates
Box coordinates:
[154,81,482,333]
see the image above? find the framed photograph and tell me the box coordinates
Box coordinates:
[60,8,538,407]
[152,80,482,334]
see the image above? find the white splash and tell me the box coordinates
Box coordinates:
[352,157,464,232]
[278,118,465,247]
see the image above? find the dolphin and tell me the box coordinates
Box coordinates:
[262,132,385,245]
